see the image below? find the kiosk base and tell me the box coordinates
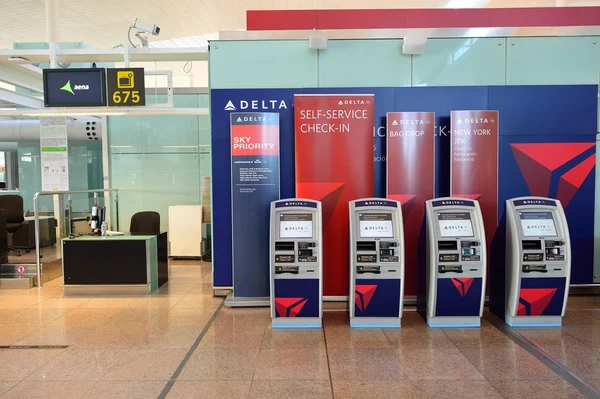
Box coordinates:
[506,315,562,327]
[427,316,481,328]
[350,317,400,328]
[272,317,322,329]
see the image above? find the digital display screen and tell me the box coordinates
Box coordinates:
[359,213,393,238]
[279,213,313,238]
[519,211,557,237]
[43,68,107,107]
[438,212,474,237]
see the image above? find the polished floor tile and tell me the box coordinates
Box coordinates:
[0,382,17,396]
[82,380,167,399]
[491,379,586,398]
[0,326,38,346]
[411,380,503,399]
[101,348,188,381]
[384,327,457,353]
[249,380,333,399]
[28,349,128,381]
[178,348,260,381]
[134,325,204,349]
[2,381,96,399]
[262,327,325,349]
[325,326,392,349]
[166,381,252,399]
[460,346,560,381]
[254,348,330,381]
[47,308,121,328]
[332,380,419,399]
[199,324,265,349]
[0,349,65,382]
[398,347,485,381]
[328,348,406,381]
[79,297,138,309]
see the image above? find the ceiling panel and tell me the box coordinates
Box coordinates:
[1,0,599,49]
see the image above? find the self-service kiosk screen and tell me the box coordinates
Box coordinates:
[519,211,557,237]
[279,213,313,238]
[438,212,474,237]
[359,213,393,238]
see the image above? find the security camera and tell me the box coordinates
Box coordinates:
[132,18,160,36]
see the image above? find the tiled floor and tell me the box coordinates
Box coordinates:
[0,260,598,398]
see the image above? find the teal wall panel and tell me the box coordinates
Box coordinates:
[413,38,506,86]
[319,39,411,87]
[506,37,600,85]
[210,40,318,89]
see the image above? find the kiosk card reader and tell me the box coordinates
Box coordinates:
[270,199,323,328]
[505,197,570,327]
[349,199,404,328]
[425,198,486,327]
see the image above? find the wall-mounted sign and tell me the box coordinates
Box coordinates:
[43,68,107,107]
[106,68,146,106]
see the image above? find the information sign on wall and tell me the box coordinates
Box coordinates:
[106,68,146,106]
[386,111,435,295]
[450,110,499,246]
[43,68,107,107]
[40,116,69,191]
[294,94,374,297]
[230,112,280,300]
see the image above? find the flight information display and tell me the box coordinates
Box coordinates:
[279,213,313,238]
[438,212,474,237]
[519,211,557,237]
[359,213,393,238]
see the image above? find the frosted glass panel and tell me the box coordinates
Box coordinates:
[111,154,143,232]
[319,40,411,87]
[413,38,506,86]
[142,153,201,232]
[108,115,143,154]
[142,95,200,153]
[210,41,318,89]
[506,37,600,85]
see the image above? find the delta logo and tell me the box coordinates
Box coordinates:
[391,119,430,126]
[522,200,547,205]
[284,226,309,232]
[455,117,494,124]
[444,225,462,230]
[59,80,89,95]
[337,99,370,106]
[364,226,386,231]
[510,142,596,208]
[284,201,310,207]
[441,200,466,206]
[224,99,288,111]
[364,201,387,206]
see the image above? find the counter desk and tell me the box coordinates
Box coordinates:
[61,232,168,295]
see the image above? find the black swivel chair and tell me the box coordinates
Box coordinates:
[129,211,161,235]
[0,195,25,256]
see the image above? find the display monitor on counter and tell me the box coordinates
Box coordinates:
[437,212,474,238]
[358,213,393,238]
[519,211,557,237]
[279,213,313,239]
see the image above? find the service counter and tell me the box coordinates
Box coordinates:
[61,232,168,295]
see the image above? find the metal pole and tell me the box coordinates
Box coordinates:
[45,0,59,68]
[115,191,119,231]
[33,193,42,287]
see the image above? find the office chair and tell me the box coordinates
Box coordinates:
[130,211,161,235]
[0,195,25,256]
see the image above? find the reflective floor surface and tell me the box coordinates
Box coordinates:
[0,260,597,398]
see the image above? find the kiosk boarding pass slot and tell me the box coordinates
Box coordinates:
[349,199,405,328]
[425,198,487,328]
[505,197,571,327]
[270,199,323,328]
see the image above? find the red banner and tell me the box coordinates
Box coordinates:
[386,112,435,296]
[450,110,499,248]
[295,94,374,297]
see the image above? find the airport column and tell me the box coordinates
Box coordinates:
[505,197,571,327]
[425,198,486,327]
[270,199,323,328]
[349,199,404,328]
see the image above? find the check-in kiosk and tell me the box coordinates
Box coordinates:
[505,197,570,327]
[349,199,404,328]
[270,199,322,328]
[425,198,486,327]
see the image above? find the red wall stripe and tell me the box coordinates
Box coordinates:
[247,7,600,31]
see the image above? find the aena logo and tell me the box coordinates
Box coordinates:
[224,99,287,111]
[60,80,89,95]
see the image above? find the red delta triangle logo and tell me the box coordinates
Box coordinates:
[451,278,474,297]
[274,298,308,318]
[511,143,595,208]
[355,284,377,312]
[517,288,557,316]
